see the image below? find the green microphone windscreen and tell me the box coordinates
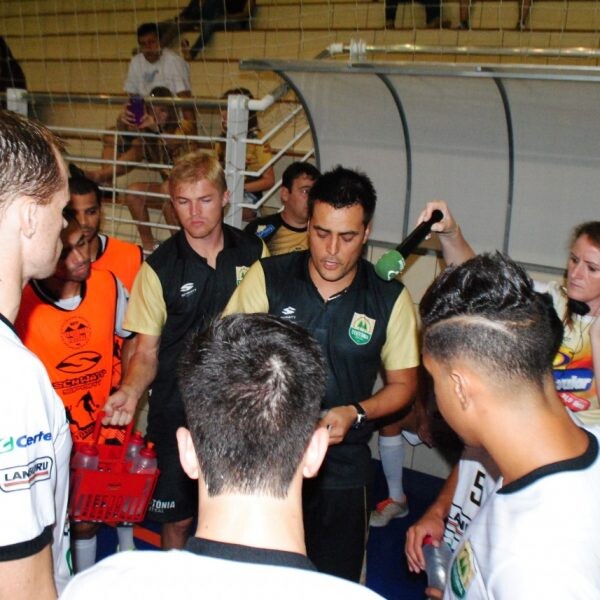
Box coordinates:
[374,250,405,281]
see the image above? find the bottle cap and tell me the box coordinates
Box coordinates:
[423,535,434,546]
[140,444,157,458]
[79,444,99,456]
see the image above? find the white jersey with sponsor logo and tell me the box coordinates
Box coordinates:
[444,425,600,599]
[0,317,72,592]
[443,447,500,552]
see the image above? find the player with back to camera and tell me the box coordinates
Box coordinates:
[419,252,600,599]
[406,201,600,598]
[60,314,385,599]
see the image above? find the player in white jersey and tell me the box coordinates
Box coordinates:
[405,448,499,598]
[0,110,72,597]
[419,252,600,599]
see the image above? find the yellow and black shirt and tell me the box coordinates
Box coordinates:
[245,212,308,256]
[224,250,419,488]
[125,225,268,439]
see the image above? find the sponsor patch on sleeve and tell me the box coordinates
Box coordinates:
[0,456,53,493]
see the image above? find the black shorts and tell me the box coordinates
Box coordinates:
[146,435,197,524]
[302,479,371,582]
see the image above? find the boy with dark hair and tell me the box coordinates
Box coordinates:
[61,314,383,599]
[67,176,143,291]
[245,161,320,255]
[420,252,600,599]
[225,165,419,582]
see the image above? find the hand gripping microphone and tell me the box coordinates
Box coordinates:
[374,209,444,281]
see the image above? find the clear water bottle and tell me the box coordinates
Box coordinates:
[130,443,157,474]
[71,444,99,470]
[422,535,453,591]
[125,431,145,462]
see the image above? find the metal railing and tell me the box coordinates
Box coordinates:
[6,88,314,236]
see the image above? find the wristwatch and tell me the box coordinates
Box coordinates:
[351,402,367,430]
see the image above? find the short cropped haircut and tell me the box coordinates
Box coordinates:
[178,314,326,498]
[137,22,160,39]
[282,162,320,191]
[420,252,563,386]
[69,176,101,205]
[0,109,65,209]
[308,165,376,226]
[168,150,226,196]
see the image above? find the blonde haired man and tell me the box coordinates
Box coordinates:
[104,151,268,550]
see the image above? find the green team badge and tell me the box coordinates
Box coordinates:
[349,313,375,345]
[236,266,250,286]
[450,541,476,598]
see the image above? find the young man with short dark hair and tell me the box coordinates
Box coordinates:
[67,176,143,291]
[225,166,419,581]
[245,161,320,255]
[61,314,384,599]
[420,252,600,599]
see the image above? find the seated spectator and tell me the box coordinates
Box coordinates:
[159,0,255,60]
[75,22,195,188]
[385,0,450,29]
[217,87,275,223]
[0,36,26,109]
[78,86,196,251]
[245,161,320,255]
[60,314,384,599]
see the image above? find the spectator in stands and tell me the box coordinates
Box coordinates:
[72,23,195,189]
[0,110,71,597]
[245,161,320,255]
[75,87,196,251]
[0,37,26,109]
[385,0,450,29]
[518,0,532,29]
[125,23,194,124]
[101,151,268,552]
[159,0,255,60]
[61,313,384,599]
[15,215,133,573]
[217,87,275,222]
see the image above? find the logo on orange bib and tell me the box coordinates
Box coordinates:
[61,317,92,349]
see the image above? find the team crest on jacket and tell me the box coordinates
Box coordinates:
[236,266,249,285]
[450,541,476,598]
[61,317,92,349]
[348,313,375,345]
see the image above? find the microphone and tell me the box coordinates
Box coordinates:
[374,209,444,281]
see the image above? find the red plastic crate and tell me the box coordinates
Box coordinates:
[69,416,159,524]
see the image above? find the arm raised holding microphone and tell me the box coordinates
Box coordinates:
[416,200,475,266]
